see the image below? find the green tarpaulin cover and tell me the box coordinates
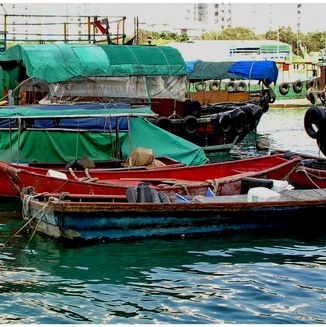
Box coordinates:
[122,117,208,166]
[0,44,187,83]
[0,117,208,166]
[187,61,241,81]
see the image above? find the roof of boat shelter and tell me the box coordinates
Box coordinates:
[0,44,187,83]
[0,103,157,119]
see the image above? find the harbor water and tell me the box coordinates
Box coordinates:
[0,107,325,324]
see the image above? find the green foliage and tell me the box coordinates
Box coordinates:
[202,27,260,40]
[137,29,189,45]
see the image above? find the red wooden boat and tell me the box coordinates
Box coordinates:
[288,158,326,189]
[0,154,300,198]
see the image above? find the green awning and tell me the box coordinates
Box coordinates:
[187,61,243,81]
[0,44,187,83]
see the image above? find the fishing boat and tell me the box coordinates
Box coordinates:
[0,43,276,150]
[20,187,326,242]
[0,153,301,198]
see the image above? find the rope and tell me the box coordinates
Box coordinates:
[0,194,49,250]
[294,166,325,189]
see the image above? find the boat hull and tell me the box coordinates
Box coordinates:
[22,189,326,243]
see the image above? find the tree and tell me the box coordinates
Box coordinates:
[201,27,260,40]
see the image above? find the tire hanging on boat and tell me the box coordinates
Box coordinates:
[304,106,326,139]
[225,81,236,92]
[306,79,315,89]
[155,116,172,132]
[218,112,232,134]
[279,82,290,95]
[236,81,247,92]
[209,80,220,91]
[267,87,276,103]
[194,81,206,92]
[306,88,317,105]
[249,106,263,130]
[182,115,198,134]
[232,109,247,133]
[184,100,202,118]
[293,80,303,94]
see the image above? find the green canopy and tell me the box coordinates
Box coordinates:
[0,117,208,166]
[0,44,187,83]
[122,117,208,166]
[187,61,243,81]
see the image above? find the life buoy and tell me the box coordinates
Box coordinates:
[232,109,247,133]
[293,80,303,94]
[218,112,232,133]
[306,88,317,105]
[209,80,220,91]
[194,81,206,92]
[304,106,326,139]
[306,79,315,89]
[236,81,247,92]
[155,116,172,132]
[185,100,201,118]
[182,115,198,134]
[279,82,290,95]
[225,81,236,92]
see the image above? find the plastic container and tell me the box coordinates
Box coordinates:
[271,179,293,192]
[46,169,68,180]
[247,187,281,202]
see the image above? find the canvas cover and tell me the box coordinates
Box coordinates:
[0,44,187,83]
[122,117,208,166]
[187,60,278,84]
[0,117,208,166]
[228,61,278,85]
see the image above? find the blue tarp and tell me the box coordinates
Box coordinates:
[227,61,278,85]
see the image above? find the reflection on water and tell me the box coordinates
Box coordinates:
[0,107,326,324]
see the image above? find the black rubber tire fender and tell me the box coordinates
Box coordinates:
[155,116,172,132]
[306,88,317,105]
[209,80,220,91]
[232,109,247,133]
[306,79,315,90]
[250,106,263,130]
[293,80,303,94]
[185,100,202,118]
[304,106,326,139]
[279,82,290,95]
[182,115,198,134]
[218,112,232,133]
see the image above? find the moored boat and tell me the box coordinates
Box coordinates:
[20,187,326,243]
[0,153,301,198]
